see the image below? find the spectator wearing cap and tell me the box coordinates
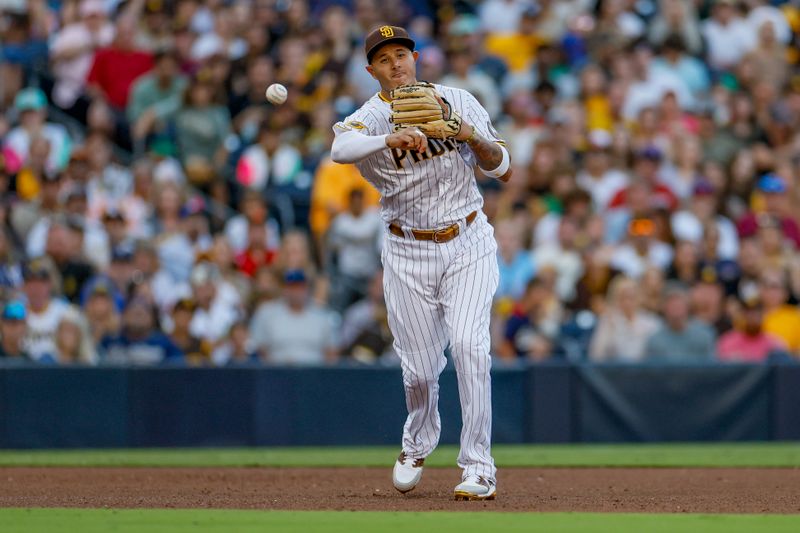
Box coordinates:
[188,262,242,344]
[3,87,72,176]
[0,301,32,361]
[81,279,121,345]
[127,48,189,143]
[86,15,154,112]
[671,180,739,261]
[576,130,629,210]
[249,269,338,365]
[759,268,800,354]
[21,258,72,361]
[717,295,787,362]
[167,298,209,364]
[589,275,661,362]
[325,188,382,314]
[100,298,182,365]
[49,0,115,113]
[608,147,679,212]
[644,281,716,363]
[609,216,674,279]
[737,174,800,249]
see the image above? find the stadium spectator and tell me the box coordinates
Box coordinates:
[22,259,72,361]
[0,301,31,360]
[717,296,787,362]
[325,188,382,314]
[249,269,338,365]
[495,218,536,302]
[86,15,154,112]
[168,298,208,364]
[498,277,563,362]
[589,275,661,362]
[339,270,394,364]
[127,48,188,143]
[100,298,182,365]
[644,282,717,362]
[3,87,72,177]
[0,0,799,367]
[211,321,259,366]
[49,0,114,115]
[46,308,96,365]
[759,269,800,354]
[187,262,241,345]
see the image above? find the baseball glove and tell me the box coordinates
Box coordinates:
[390,82,463,139]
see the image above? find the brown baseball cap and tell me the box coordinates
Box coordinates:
[365,25,415,63]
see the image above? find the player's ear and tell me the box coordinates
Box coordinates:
[365,64,377,80]
[412,50,419,62]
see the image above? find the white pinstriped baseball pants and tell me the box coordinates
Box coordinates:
[382,213,498,483]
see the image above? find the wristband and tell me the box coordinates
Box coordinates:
[482,144,510,179]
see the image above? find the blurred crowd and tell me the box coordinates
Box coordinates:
[0,0,799,366]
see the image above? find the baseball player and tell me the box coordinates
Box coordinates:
[331,25,512,501]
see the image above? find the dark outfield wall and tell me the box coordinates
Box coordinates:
[0,363,798,448]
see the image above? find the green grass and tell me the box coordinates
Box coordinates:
[0,509,798,533]
[0,443,798,468]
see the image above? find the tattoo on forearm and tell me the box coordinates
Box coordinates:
[467,132,503,170]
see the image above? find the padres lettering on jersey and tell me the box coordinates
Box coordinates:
[333,84,506,230]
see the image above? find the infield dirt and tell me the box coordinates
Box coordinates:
[1,467,798,513]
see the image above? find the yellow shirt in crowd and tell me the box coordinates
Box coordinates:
[310,157,381,241]
[763,305,800,352]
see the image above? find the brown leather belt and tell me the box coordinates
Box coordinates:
[388,211,477,244]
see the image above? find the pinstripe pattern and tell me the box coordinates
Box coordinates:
[334,85,502,485]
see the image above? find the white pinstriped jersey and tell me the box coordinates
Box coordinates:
[333,84,505,229]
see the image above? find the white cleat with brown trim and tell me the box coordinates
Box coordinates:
[454,475,497,501]
[392,451,424,494]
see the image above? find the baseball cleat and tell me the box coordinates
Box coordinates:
[454,475,497,501]
[392,451,424,494]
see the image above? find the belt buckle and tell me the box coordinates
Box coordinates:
[433,225,458,243]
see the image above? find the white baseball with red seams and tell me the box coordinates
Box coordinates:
[331,83,504,487]
[265,83,287,105]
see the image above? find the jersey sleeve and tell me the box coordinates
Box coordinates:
[332,108,376,136]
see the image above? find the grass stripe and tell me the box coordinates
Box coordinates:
[1,509,799,533]
[0,443,798,468]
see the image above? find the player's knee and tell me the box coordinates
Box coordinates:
[450,340,490,373]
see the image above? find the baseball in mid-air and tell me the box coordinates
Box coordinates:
[265,83,288,105]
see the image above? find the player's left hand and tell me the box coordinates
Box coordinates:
[386,127,428,153]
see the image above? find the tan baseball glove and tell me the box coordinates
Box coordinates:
[390,82,463,139]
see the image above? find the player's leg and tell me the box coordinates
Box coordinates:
[440,218,499,492]
[382,238,448,461]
